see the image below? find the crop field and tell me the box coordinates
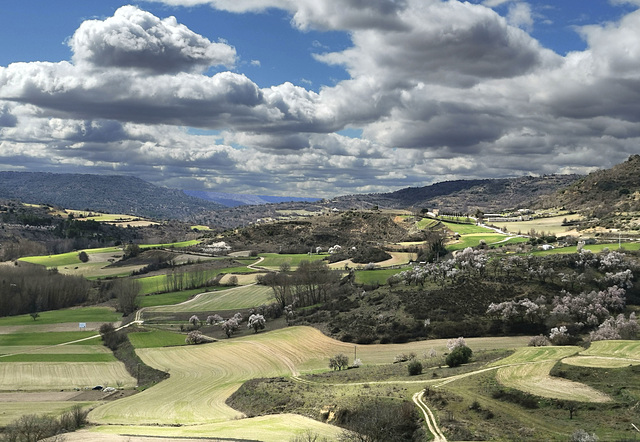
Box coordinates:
[0,345,112,356]
[495,361,612,402]
[0,362,136,390]
[441,221,494,234]
[146,284,274,313]
[0,307,120,327]
[80,414,344,441]
[258,253,326,269]
[493,213,583,235]
[88,327,528,427]
[562,340,640,368]
[581,340,640,358]
[0,331,100,346]
[488,346,613,402]
[489,346,580,366]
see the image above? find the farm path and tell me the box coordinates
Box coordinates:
[246,256,266,270]
[413,391,447,442]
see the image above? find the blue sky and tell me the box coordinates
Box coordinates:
[1,0,640,197]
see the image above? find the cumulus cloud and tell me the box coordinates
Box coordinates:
[70,5,236,73]
[2,1,640,197]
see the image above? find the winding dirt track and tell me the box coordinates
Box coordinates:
[413,391,447,442]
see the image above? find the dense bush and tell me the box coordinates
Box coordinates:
[1,405,88,442]
[446,345,472,367]
[408,360,423,376]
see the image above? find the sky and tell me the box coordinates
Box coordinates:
[1,0,640,198]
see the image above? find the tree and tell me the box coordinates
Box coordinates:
[247,313,266,333]
[124,243,141,259]
[446,345,472,367]
[189,315,200,327]
[78,251,89,263]
[112,278,141,316]
[329,353,349,370]
[227,275,238,286]
[185,330,206,344]
[222,318,239,338]
[30,311,40,321]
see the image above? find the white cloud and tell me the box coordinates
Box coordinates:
[507,2,534,31]
[3,1,640,197]
[71,5,236,73]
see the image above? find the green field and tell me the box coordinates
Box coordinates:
[447,233,516,251]
[489,346,580,366]
[441,221,494,234]
[129,329,190,348]
[146,284,274,313]
[416,218,440,230]
[19,240,201,269]
[258,253,326,269]
[0,307,120,327]
[0,332,100,346]
[355,267,408,285]
[139,240,201,249]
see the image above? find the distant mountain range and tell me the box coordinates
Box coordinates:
[3,157,638,226]
[183,190,321,207]
[0,171,222,220]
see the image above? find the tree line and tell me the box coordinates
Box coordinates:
[0,265,90,316]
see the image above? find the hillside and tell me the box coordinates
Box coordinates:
[543,155,640,217]
[326,174,580,212]
[0,172,222,221]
